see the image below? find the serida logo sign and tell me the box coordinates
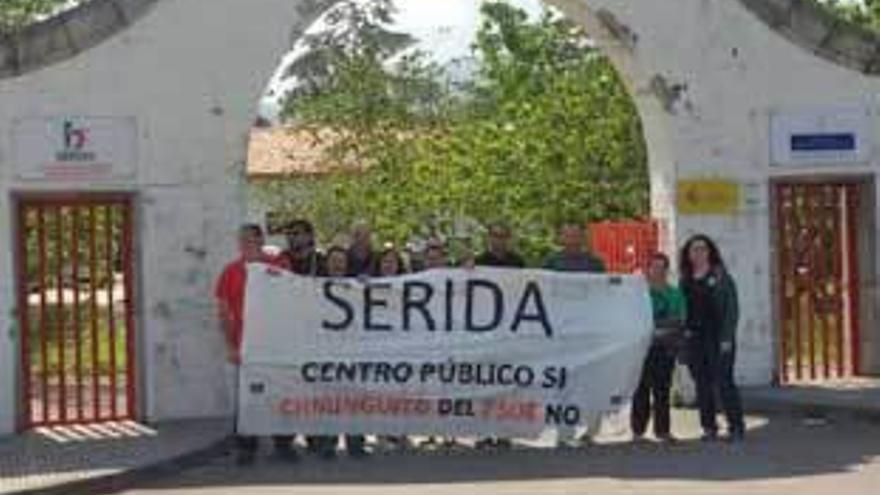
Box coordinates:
[56,119,97,162]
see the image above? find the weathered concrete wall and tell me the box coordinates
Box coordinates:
[3,0,880,434]
[0,0,328,434]
[552,0,880,385]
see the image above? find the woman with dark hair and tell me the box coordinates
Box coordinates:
[679,235,745,442]
[311,245,370,459]
[373,244,407,278]
[372,245,413,451]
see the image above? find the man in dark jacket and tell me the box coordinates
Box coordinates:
[280,219,323,276]
[476,222,526,268]
[347,221,375,276]
[475,222,524,451]
[544,221,606,448]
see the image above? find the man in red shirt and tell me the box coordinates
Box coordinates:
[215,223,297,465]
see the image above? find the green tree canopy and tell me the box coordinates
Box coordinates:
[254,1,648,263]
[816,0,880,30]
[0,0,76,33]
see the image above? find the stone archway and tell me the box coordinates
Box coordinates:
[3,0,877,248]
[4,0,880,434]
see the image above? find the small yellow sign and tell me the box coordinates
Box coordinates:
[677,180,741,215]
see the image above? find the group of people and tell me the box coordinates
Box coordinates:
[215,218,745,465]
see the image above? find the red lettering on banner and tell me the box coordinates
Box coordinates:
[478,399,541,423]
[276,395,435,418]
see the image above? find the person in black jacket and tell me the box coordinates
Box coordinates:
[679,234,745,443]
[474,223,523,451]
[314,246,370,459]
[475,222,525,268]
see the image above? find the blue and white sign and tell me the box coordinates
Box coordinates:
[770,107,870,166]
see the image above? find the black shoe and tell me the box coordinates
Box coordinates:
[700,431,718,442]
[475,438,494,451]
[495,438,513,450]
[656,434,678,444]
[724,430,745,443]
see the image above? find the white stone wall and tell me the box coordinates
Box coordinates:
[576,0,880,385]
[2,0,880,435]
[0,0,312,434]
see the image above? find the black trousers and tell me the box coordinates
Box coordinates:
[688,340,745,435]
[236,435,295,453]
[306,435,364,454]
[631,344,676,437]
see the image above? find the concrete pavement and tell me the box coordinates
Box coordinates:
[0,419,227,495]
[118,408,880,495]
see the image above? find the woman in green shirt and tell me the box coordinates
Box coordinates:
[631,253,686,442]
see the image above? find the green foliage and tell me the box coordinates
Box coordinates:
[0,0,75,33]
[256,1,648,263]
[816,1,880,31]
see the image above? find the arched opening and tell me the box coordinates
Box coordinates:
[9,0,880,435]
[245,0,671,271]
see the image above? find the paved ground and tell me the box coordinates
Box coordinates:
[118,408,880,495]
[744,378,880,418]
[1,379,878,495]
[0,419,227,495]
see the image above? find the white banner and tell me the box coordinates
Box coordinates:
[238,265,652,437]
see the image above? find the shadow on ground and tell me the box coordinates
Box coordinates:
[139,411,880,489]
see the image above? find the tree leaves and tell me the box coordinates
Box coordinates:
[817,0,880,30]
[260,1,648,263]
[0,0,74,33]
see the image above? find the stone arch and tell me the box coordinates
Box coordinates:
[4,1,880,83]
[13,0,873,249]
[0,0,158,78]
[738,0,880,75]
[6,0,880,80]
[2,1,874,238]
[7,0,877,432]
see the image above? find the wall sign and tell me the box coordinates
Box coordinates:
[677,179,741,215]
[770,107,870,166]
[12,117,138,181]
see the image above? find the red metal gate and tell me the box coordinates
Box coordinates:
[589,220,660,274]
[775,183,860,383]
[15,194,137,428]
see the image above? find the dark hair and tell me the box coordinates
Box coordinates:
[425,244,446,257]
[373,247,406,276]
[285,219,314,236]
[679,234,725,280]
[650,252,671,269]
[487,221,512,236]
[325,245,348,260]
[239,223,264,237]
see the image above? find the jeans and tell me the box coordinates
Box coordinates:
[631,344,676,437]
[688,339,745,435]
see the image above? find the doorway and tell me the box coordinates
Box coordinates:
[774,181,864,383]
[15,194,138,428]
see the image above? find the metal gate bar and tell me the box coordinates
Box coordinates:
[16,195,137,429]
[776,182,859,383]
[845,185,861,375]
